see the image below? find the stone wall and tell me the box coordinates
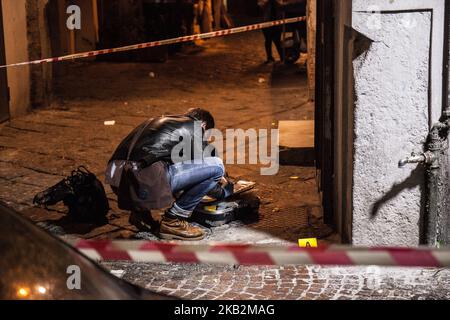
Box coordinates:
[350,0,447,246]
[1,0,30,117]
[26,0,52,109]
[1,0,55,116]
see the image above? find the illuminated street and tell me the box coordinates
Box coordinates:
[1,0,449,303]
[0,31,327,244]
[1,31,450,300]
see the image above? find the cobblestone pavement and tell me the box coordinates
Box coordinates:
[101,262,450,300]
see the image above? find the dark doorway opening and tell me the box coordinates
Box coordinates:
[0,3,9,123]
[315,0,335,227]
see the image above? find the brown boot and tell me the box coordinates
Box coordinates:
[159,215,205,241]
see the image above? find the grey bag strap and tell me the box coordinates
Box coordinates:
[126,118,153,161]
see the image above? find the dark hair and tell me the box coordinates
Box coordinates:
[185,108,215,130]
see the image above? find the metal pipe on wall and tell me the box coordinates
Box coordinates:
[424,2,450,246]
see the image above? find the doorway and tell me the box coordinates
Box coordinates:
[314,0,335,228]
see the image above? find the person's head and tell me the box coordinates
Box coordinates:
[185,108,215,130]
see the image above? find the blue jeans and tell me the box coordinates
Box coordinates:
[166,157,225,218]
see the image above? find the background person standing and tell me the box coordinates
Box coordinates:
[258,0,284,63]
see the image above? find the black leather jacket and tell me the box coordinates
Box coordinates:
[109,115,211,167]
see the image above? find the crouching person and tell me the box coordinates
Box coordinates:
[105,108,232,241]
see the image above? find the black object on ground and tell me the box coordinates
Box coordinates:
[191,192,260,227]
[33,166,110,224]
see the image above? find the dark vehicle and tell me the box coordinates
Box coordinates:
[0,202,171,300]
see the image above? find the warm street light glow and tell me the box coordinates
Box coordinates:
[17,287,30,298]
[37,286,47,294]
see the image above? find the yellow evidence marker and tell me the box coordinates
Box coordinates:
[298,238,318,248]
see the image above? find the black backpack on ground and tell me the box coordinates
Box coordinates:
[33,167,110,224]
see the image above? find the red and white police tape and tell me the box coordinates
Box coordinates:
[0,16,306,69]
[71,240,450,268]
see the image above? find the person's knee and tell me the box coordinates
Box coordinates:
[214,158,225,177]
[206,157,225,178]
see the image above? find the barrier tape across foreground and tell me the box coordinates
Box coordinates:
[72,240,450,268]
[0,16,306,69]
